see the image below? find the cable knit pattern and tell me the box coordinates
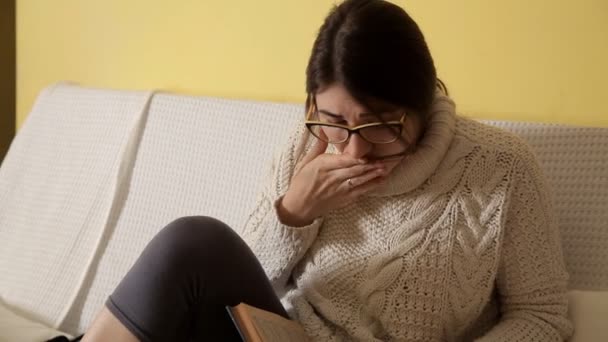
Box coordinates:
[240,92,573,341]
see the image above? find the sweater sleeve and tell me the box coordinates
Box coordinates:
[476,152,574,341]
[240,121,322,294]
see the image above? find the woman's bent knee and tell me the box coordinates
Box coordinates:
[148,216,245,268]
[160,215,239,245]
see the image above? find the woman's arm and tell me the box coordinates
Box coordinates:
[476,152,574,341]
[240,122,322,294]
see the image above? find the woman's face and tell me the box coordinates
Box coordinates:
[313,83,418,173]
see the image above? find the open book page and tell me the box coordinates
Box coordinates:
[229,303,310,342]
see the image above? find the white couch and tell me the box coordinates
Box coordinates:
[0,83,606,341]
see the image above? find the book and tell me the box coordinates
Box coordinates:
[226,302,310,342]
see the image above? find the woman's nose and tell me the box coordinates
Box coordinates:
[343,133,373,159]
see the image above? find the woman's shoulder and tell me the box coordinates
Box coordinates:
[452,116,540,168]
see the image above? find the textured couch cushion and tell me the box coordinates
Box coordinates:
[483,121,608,290]
[0,301,71,342]
[568,290,608,341]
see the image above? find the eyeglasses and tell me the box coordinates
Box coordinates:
[305,100,407,145]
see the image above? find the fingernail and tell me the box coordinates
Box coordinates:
[358,158,368,164]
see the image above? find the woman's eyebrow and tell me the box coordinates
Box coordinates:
[318,109,394,118]
[318,109,342,118]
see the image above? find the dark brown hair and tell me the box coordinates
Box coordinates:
[306,0,437,118]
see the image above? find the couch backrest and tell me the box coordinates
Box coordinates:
[59,91,304,333]
[1,85,606,335]
[0,84,153,330]
[481,121,608,291]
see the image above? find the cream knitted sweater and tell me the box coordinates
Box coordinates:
[241,93,573,341]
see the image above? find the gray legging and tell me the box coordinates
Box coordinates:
[104,216,289,341]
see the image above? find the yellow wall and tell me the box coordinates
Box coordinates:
[17,0,608,129]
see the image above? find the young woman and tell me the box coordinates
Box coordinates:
[80,0,573,340]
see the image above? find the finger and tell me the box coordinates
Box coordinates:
[318,153,369,171]
[302,130,327,165]
[334,167,383,196]
[296,133,328,171]
[349,167,387,187]
[293,137,327,177]
[330,162,384,182]
[348,174,387,198]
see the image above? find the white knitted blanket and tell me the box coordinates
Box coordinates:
[0,83,154,328]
